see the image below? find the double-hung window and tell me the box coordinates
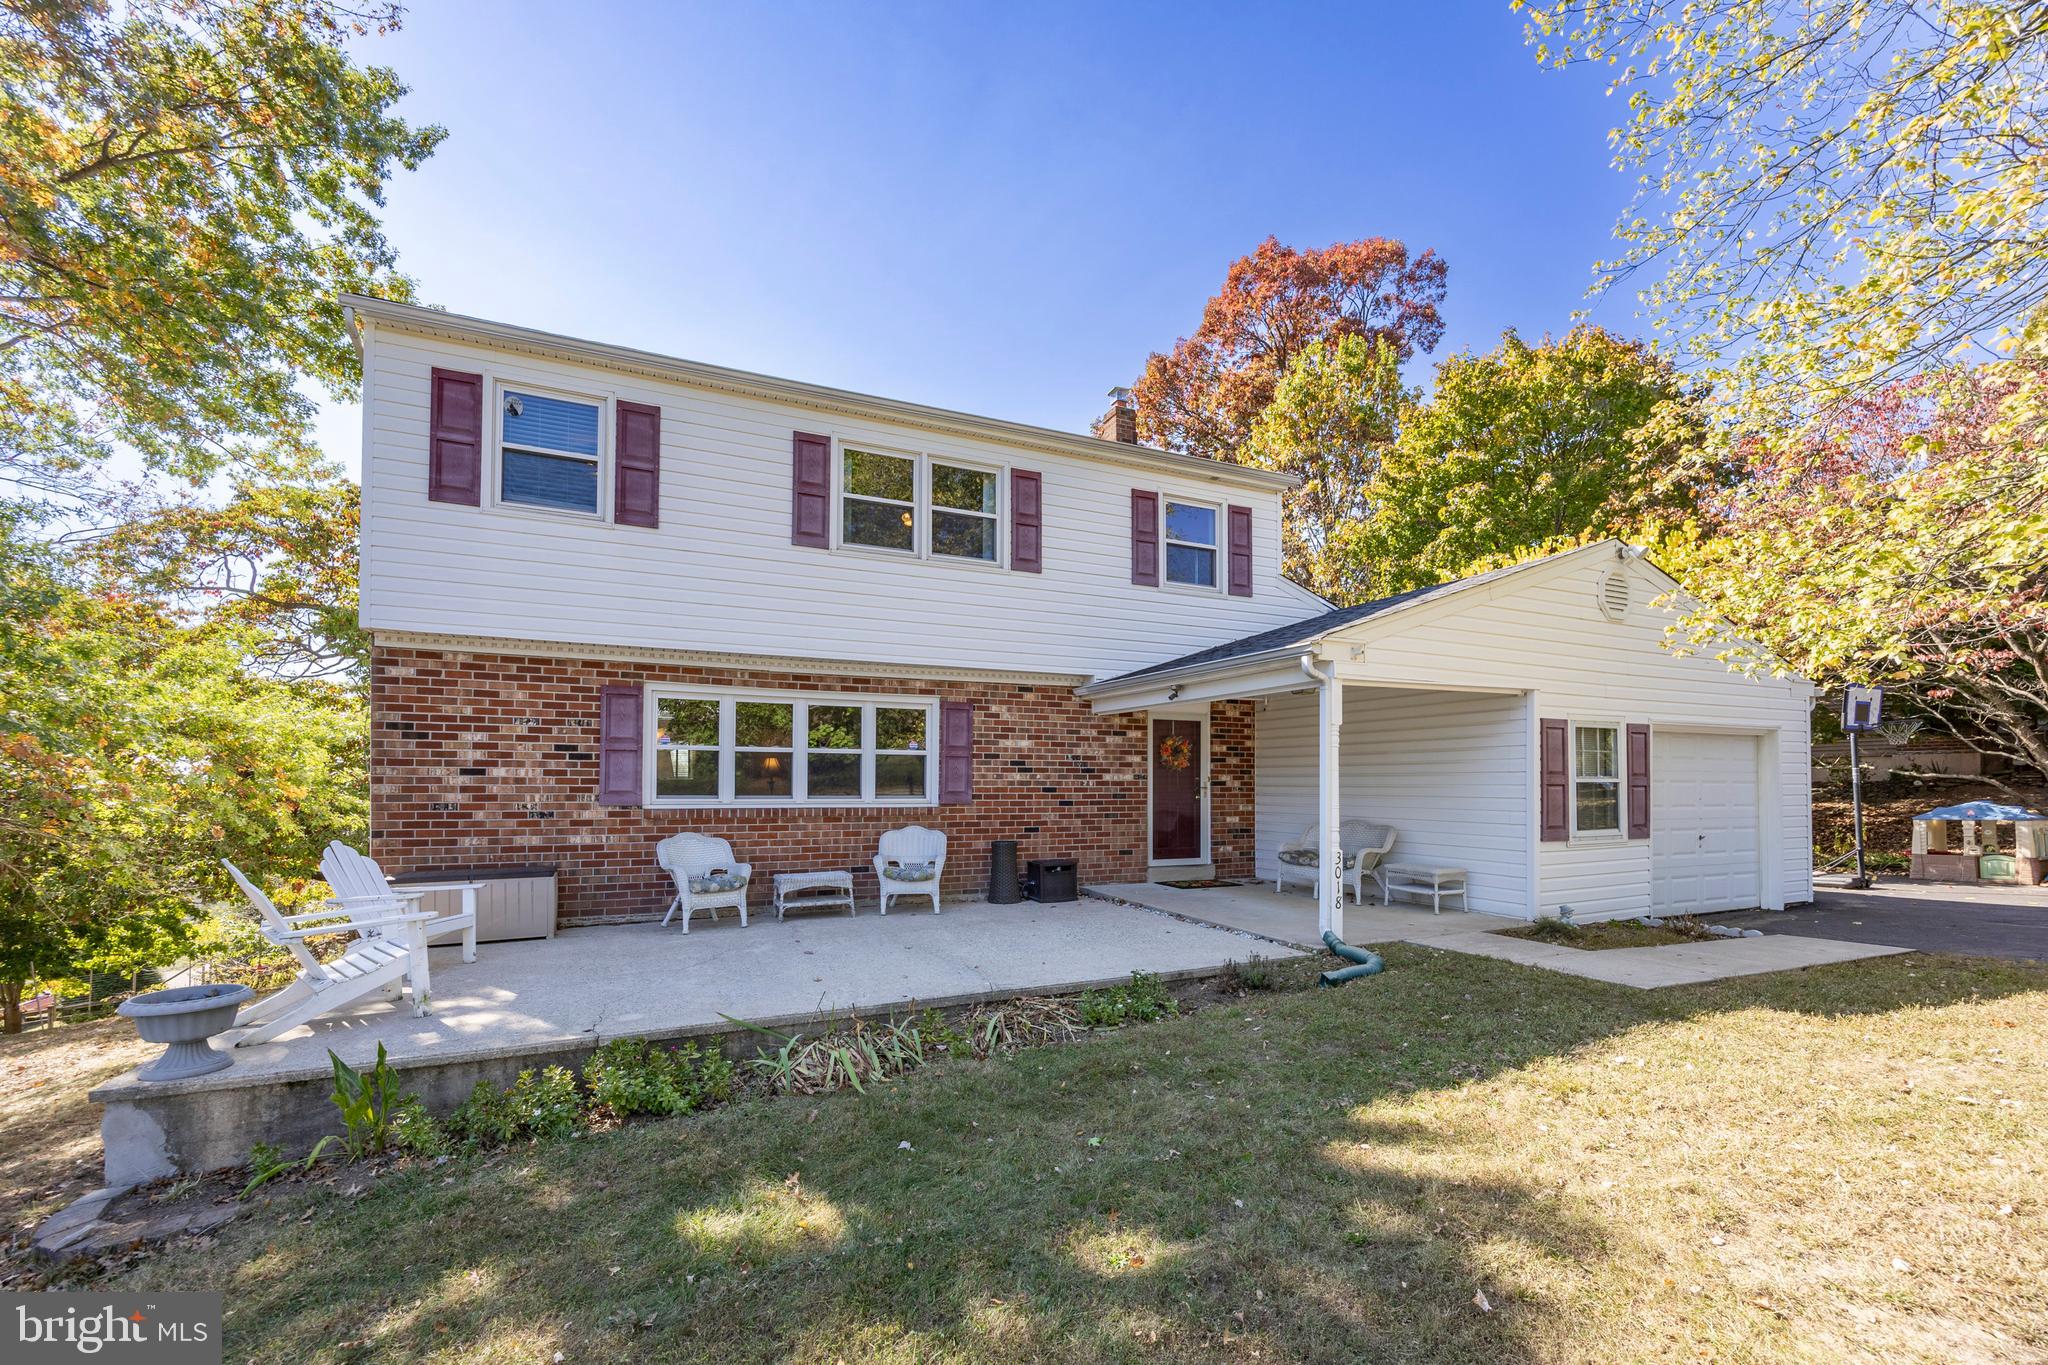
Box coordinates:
[841,448,917,553]
[649,688,935,805]
[930,462,997,562]
[500,388,602,515]
[1164,500,1219,587]
[1572,724,1622,835]
[838,444,1002,564]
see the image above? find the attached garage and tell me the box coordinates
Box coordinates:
[1077,540,1814,932]
[1651,731,1766,914]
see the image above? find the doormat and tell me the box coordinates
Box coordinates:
[1156,878,1245,890]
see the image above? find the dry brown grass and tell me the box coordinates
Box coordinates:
[0,1018,156,1248]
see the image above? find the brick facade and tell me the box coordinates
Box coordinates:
[1208,699,1257,880]
[371,643,1255,924]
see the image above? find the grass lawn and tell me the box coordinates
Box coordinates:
[58,947,2048,1362]
[1496,919,1717,950]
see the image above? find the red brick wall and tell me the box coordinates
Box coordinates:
[1209,699,1256,879]
[371,643,1228,923]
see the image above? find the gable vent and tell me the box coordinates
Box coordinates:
[1598,570,1631,622]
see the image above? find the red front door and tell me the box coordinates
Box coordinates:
[1150,719,1203,861]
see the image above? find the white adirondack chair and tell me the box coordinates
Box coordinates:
[873,825,946,915]
[656,833,752,931]
[221,860,434,1047]
[1274,819,1397,903]
[320,841,480,963]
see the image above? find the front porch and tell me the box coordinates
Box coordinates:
[92,896,1299,1184]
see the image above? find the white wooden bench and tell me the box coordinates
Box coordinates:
[1379,862,1469,914]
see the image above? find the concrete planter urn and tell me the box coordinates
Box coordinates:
[118,984,254,1082]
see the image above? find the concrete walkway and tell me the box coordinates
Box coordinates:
[1719,880,2047,961]
[1088,881,1911,989]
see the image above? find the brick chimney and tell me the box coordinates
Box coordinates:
[1093,387,1138,444]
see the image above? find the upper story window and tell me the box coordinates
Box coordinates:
[1164,500,1218,587]
[842,448,916,552]
[838,444,1003,564]
[501,388,602,515]
[649,687,934,806]
[1573,724,1621,834]
[931,462,997,562]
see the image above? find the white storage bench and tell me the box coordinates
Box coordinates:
[388,864,558,942]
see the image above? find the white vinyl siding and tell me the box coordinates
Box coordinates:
[1256,687,1530,918]
[359,326,1306,678]
[1321,553,1810,920]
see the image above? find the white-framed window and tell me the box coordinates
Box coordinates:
[648,686,935,806]
[498,384,605,516]
[930,461,998,562]
[841,446,917,553]
[1163,499,1219,588]
[836,441,1004,565]
[1572,723,1622,835]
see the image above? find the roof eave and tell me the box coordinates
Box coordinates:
[339,294,1302,493]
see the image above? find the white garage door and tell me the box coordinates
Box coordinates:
[1652,732,1763,914]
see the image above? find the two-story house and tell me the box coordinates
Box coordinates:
[346,295,1812,938]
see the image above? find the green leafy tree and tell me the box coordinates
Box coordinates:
[1523,0,2048,425]
[0,513,366,1030]
[77,452,365,680]
[0,0,441,488]
[1665,364,2048,783]
[1242,335,1416,603]
[1362,326,1710,591]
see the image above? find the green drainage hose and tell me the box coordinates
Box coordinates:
[1318,930,1385,987]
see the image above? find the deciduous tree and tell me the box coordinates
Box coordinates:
[1665,364,2048,782]
[1133,236,1447,461]
[1242,335,1416,603]
[0,0,441,490]
[1363,326,1711,592]
[1524,0,2048,426]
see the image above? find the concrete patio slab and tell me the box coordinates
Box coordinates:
[91,898,1299,1184]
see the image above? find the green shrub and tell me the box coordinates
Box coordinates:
[446,1079,522,1149]
[509,1066,584,1139]
[1077,972,1179,1029]
[390,1096,448,1159]
[585,1038,736,1117]
[915,1007,967,1056]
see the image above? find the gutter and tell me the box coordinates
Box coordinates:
[338,294,1302,495]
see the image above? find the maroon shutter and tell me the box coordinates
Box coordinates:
[1626,723,1651,839]
[938,700,974,804]
[1011,469,1043,572]
[1130,489,1159,585]
[598,684,644,806]
[1226,504,1253,596]
[614,400,660,527]
[427,368,483,506]
[1539,718,1569,842]
[791,431,831,547]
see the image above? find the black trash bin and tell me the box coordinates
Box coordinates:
[989,840,1023,904]
[1024,858,1078,904]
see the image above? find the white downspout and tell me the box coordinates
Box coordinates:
[1300,654,1343,941]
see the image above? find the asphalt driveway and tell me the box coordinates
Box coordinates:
[1718,879,2048,960]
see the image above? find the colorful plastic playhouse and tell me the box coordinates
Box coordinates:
[1910,802,2046,886]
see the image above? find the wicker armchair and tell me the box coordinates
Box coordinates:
[656,833,752,932]
[1274,819,1396,903]
[873,825,947,915]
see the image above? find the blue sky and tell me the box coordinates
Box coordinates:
[315,1,1633,469]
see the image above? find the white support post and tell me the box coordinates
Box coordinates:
[1318,671,1344,941]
